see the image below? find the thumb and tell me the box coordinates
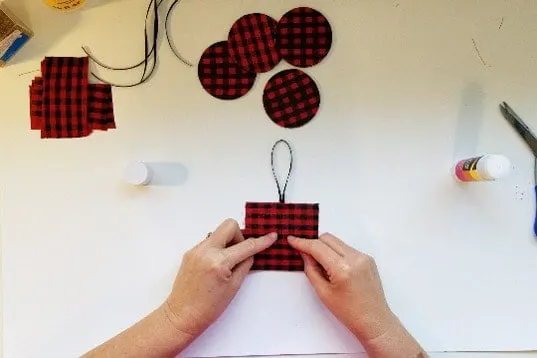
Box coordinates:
[301,253,328,293]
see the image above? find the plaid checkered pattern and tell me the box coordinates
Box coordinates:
[227,13,281,73]
[243,202,319,271]
[41,57,90,138]
[30,73,115,137]
[276,7,333,68]
[263,69,320,128]
[30,77,44,130]
[87,84,116,131]
[198,41,257,100]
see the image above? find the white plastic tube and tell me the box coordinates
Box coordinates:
[454,154,511,182]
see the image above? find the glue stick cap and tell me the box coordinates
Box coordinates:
[124,161,152,186]
[477,154,511,180]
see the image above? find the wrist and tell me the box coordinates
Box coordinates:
[159,302,197,346]
[350,307,398,343]
[359,313,426,358]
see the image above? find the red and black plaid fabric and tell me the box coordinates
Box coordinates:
[198,41,257,100]
[243,202,319,271]
[262,69,320,128]
[30,77,44,130]
[227,13,281,73]
[41,57,90,138]
[276,7,332,68]
[87,84,116,131]
[30,77,115,135]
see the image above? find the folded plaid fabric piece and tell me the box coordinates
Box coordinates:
[243,202,319,271]
[29,57,115,138]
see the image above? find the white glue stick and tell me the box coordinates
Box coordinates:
[454,154,511,182]
[124,161,152,186]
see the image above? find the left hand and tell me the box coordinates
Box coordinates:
[163,219,277,340]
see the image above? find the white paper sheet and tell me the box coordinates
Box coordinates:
[2,0,537,357]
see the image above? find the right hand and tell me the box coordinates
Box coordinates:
[287,233,396,342]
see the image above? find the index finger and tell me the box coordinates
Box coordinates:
[223,233,278,268]
[287,236,342,272]
[207,219,244,247]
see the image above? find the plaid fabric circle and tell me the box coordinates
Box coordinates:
[228,13,281,73]
[277,7,333,68]
[198,41,257,100]
[243,202,319,271]
[263,69,320,128]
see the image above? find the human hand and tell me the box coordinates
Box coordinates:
[287,233,395,342]
[164,219,277,340]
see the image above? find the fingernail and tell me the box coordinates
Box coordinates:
[267,232,278,240]
[287,235,296,241]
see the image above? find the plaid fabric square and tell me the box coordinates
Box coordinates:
[198,41,257,100]
[277,7,333,68]
[30,77,115,135]
[41,57,90,138]
[227,13,281,73]
[88,84,116,131]
[30,77,44,130]
[243,202,319,271]
[263,69,320,129]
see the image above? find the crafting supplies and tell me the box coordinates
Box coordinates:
[0,4,32,67]
[197,7,330,128]
[44,0,86,11]
[29,57,116,139]
[124,161,152,186]
[242,139,320,271]
[454,155,510,182]
[499,101,537,236]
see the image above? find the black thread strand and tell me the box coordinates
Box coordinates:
[271,139,294,203]
[166,0,194,67]
[82,0,162,71]
[82,0,193,87]
[87,0,159,87]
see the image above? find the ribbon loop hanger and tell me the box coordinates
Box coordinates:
[271,139,294,203]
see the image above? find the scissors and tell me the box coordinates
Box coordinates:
[499,102,537,236]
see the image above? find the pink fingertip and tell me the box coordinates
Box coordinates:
[267,232,278,240]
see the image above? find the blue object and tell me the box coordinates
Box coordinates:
[0,33,30,63]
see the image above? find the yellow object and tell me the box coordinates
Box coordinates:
[44,0,87,11]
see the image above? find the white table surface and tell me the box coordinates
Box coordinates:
[2,0,537,357]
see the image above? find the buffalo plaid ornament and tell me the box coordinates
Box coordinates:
[263,69,321,129]
[227,13,281,73]
[276,7,333,68]
[198,41,257,100]
[242,140,319,271]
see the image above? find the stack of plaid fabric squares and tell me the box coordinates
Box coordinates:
[29,57,115,139]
